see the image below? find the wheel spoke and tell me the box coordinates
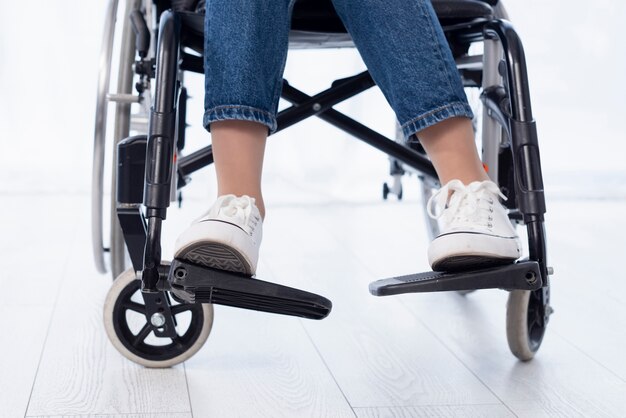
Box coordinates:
[527,293,546,333]
[528,316,538,334]
[170,304,194,316]
[133,323,152,346]
[170,335,185,349]
[122,301,146,314]
[527,306,537,327]
[527,305,544,339]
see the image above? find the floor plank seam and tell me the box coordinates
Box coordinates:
[0,191,90,197]
[311,211,519,416]
[298,319,358,417]
[182,361,195,418]
[395,297,519,418]
[303,202,400,280]
[351,402,513,408]
[25,413,191,417]
[551,329,626,384]
[23,227,80,418]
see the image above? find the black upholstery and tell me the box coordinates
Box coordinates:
[289,0,493,48]
[179,0,494,51]
[432,0,493,23]
[291,0,493,33]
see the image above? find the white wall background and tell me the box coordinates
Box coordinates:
[0,0,624,206]
[1,5,625,417]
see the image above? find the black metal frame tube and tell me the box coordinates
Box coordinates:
[177,145,213,187]
[484,20,533,122]
[142,11,181,292]
[117,207,148,272]
[116,135,149,273]
[482,20,548,287]
[176,71,438,181]
[277,72,375,131]
[279,83,438,179]
[482,21,546,217]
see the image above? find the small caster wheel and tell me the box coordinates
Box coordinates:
[383,179,403,200]
[104,268,214,368]
[506,288,550,361]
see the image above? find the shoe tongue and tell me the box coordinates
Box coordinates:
[445,182,485,221]
[205,194,233,217]
[218,195,253,221]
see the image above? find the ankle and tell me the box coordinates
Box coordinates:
[256,200,266,220]
[440,172,490,186]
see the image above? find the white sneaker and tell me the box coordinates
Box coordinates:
[174,194,263,275]
[427,179,521,272]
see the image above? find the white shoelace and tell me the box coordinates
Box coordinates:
[219,195,254,223]
[427,180,506,228]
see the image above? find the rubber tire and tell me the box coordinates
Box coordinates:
[92,0,142,278]
[103,268,214,368]
[109,0,143,279]
[506,290,537,361]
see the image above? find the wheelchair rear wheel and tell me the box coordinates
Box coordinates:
[104,268,214,368]
[93,0,149,278]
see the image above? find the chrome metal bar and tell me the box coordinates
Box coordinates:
[481,3,509,183]
[111,0,142,278]
[481,38,503,182]
[92,0,119,274]
[455,54,483,71]
[107,93,140,103]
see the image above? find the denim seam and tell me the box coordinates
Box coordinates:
[401,102,473,139]
[417,0,457,97]
[203,105,277,133]
[268,0,297,117]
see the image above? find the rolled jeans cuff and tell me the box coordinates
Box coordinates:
[203,105,277,134]
[401,102,474,141]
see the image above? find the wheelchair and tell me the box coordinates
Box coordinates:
[92,0,553,367]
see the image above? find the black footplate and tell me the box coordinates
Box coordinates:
[369,260,543,296]
[165,259,332,320]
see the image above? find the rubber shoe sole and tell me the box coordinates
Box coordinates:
[174,219,259,276]
[429,232,521,272]
[176,242,253,276]
[432,254,517,272]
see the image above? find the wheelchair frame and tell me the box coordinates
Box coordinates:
[97,0,552,364]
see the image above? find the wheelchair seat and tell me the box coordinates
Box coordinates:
[178,0,495,51]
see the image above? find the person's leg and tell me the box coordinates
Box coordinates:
[331,0,520,271]
[175,0,294,274]
[418,117,489,186]
[211,120,268,219]
[330,0,479,182]
[203,0,296,220]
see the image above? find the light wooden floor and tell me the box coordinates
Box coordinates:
[2,1,625,415]
[1,173,625,418]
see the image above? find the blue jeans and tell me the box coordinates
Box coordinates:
[203,0,473,140]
